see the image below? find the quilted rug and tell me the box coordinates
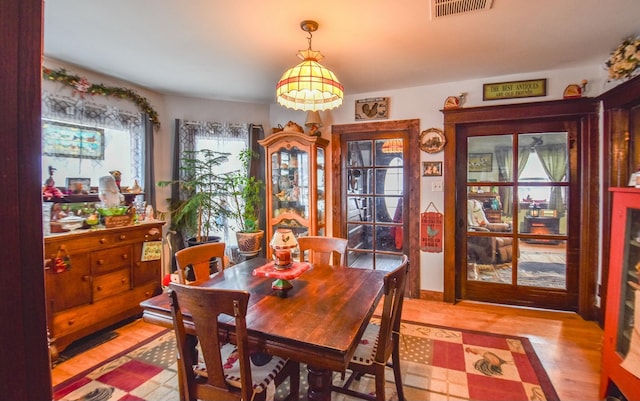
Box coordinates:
[52,320,559,401]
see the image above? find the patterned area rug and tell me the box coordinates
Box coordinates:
[53,320,559,401]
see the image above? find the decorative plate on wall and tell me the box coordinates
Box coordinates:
[419,128,446,153]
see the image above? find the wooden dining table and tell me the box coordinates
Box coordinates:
[140,257,387,401]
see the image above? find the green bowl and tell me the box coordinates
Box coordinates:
[98,206,127,216]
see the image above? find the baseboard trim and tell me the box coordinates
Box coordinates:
[419,289,445,302]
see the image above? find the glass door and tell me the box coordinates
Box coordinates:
[460,122,579,311]
[344,136,407,270]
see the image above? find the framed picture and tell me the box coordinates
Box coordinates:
[42,120,105,160]
[66,177,91,194]
[419,128,446,153]
[355,97,389,120]
[468,153,493,172]
[423,161,443,177]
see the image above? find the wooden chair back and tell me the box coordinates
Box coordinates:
[375,255,409,365]
[168,283,252,401]
[297,236,348,266]
[330,255,409,401]
[174,242,226,284]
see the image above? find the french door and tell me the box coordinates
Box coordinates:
[457,120,580,311]
[331,120,421,298]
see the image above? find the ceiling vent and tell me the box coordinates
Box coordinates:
[431,0,493,19]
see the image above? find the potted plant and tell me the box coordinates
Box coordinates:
[221,148,265,256]
[157,149,229,247]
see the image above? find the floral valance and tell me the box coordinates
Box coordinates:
[42,67,160,129]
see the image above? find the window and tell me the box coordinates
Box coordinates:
[519,152,550,202]
[176,120,251,246]
[42,93,146,192]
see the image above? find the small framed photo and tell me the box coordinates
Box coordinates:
[66,177,91,194]
[468,153,493,172]
[423,161,442,177]
[355,97,389,120]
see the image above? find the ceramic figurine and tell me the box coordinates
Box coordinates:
[43,165,65,200]
[99,175,124,207]
[109,170,122,191]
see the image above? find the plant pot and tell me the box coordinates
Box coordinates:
[236,230,264,257]
[186,236,221,247]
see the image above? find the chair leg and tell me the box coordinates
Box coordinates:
[375,364,386,401]
[391,336,405,401]
[288,362,300,401]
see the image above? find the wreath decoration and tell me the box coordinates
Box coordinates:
[42,67,160,129]
[605,36,640,81]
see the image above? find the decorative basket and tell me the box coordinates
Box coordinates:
[103,207,135,228]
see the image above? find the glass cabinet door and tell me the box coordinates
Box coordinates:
[271,145,309,237]
[618,205,640,356]
[316,147,325,235]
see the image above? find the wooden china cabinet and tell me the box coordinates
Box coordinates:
[258,131,328,258]
[600,187,640,401]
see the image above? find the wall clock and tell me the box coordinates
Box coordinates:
[419,128,446,153]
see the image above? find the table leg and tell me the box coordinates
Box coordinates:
[307,364,332,401]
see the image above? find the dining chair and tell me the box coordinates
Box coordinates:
[174,242,227,285]
[168,282,300,401]
[297,236,348,266]
[331,255,409,401]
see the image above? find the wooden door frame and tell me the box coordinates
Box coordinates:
[331,119,421,299]
[442,99,600,320]
[2,0,53,399]
[597,74,640,327]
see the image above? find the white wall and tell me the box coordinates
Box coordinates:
[44,57,620,293]
[270,63,613,292]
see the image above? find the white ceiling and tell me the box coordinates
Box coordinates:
[44,0,640,104]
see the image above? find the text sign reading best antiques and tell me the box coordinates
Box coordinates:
[483,79,547,101]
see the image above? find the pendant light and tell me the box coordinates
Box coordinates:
[276,20,344,111]
[381,138,403,154]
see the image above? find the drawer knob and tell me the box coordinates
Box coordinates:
[97,259,104,265]
[68,319,75,326]
[119,235,126,240]
[121,278,126,284]
[121,254,129,260]
[97,286,102,291]
[82,275,89,282]
[100,238,107,244]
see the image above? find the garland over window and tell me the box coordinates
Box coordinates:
[42,67,160,129]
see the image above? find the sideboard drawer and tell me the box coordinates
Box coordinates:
[93,269,131,302]
[91,245,132,274]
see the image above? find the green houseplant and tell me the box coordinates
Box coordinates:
[157,149,229,245]
[221,148,265,256]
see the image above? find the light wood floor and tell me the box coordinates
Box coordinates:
[50,299,603,400]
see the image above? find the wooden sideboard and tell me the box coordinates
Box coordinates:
[43,221,164,360]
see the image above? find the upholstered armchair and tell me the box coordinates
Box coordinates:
[467,200,513,265]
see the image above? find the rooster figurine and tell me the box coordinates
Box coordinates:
[43,165,65,200]
[465,346,510,376]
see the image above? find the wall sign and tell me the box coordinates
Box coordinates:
[355,97,389,120]
[141,241,162,261]
[420,202,442,253]
[483,79,547,101]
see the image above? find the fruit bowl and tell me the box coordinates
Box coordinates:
[97,206,128,216]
